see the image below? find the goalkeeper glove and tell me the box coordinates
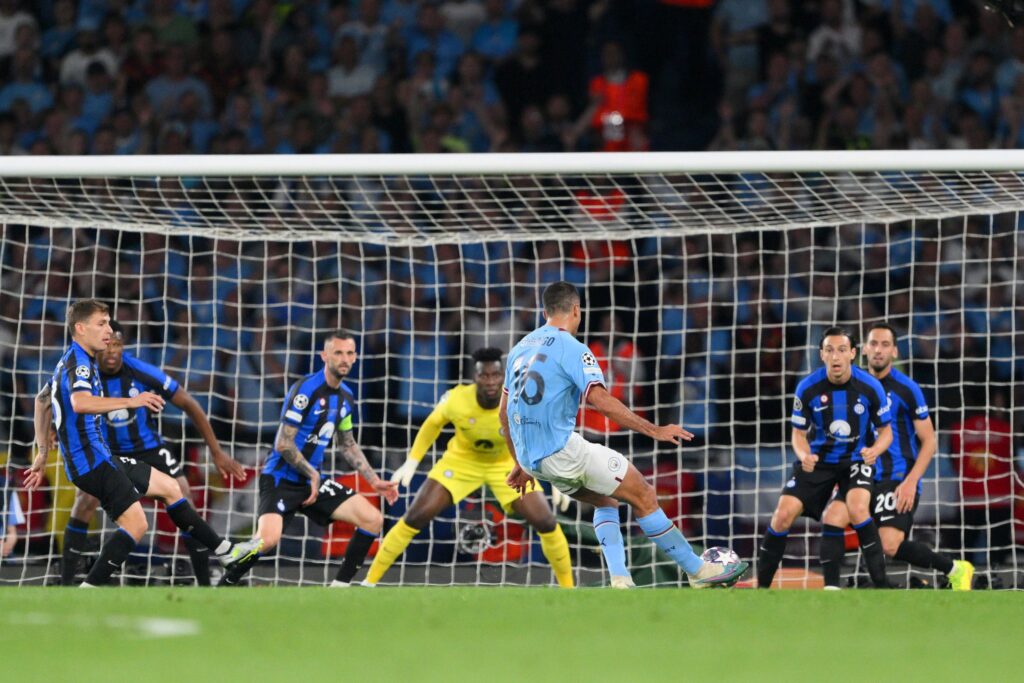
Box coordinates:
[551,485,571,513]
[391,458,420,488]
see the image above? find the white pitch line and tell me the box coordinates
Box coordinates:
[4,612,201,639]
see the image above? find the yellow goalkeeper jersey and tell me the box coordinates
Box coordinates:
[408,384,510,464]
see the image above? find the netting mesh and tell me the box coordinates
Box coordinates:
[1,169,1024,242]
[0,162,1021,588]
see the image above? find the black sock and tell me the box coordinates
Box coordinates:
[335,529,376,584]
[61,517,90,586]
[894,540,955,575]
[83,528,135,586]
[853,518,889,588]
[166,499,224,554]
[820,525,846,588]
[757,526,789,588]
[182,533,211,586]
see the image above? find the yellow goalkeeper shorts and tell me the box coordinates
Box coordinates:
[427,453,539,512]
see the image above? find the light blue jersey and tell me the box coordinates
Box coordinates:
[504,324,605,470]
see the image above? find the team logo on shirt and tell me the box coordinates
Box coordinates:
[820,394,828,403]
[853,402,865,415]
[128,386,139,398]
[293,394,309,410]
[75,365,91,379]
[581,351,598,367]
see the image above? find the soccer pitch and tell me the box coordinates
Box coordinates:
[1,588,1019,682]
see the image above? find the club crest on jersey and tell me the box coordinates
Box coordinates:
[786,478,796,488]
[853,402,865,415]
[608,456,623,472]
[128,386,139,398]
[293,394,309,410]
[319,398,326,407]
[820,394,828,403]
[75,365,91,379]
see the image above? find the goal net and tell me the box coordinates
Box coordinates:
[0,151,1021,589]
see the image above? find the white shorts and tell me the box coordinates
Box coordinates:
[526,432,629,496]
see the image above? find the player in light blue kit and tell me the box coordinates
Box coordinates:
[501,282,748,588]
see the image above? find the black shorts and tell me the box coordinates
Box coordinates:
[257,474,356,527]
[781,461,876,521]
[132,444,183,478]
[111,454,154,495]
[74,460,142,521]
[871,479,919,534]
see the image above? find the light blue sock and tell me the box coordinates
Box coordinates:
[636,509,703,574]
[593,507,629,578]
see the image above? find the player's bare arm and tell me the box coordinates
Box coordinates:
[859,423,893,465]
[791,427,816,473]
[170,386,244,480]
[70,390,165,415]
[337,430,399,504]
[275,422,320,505]
[26,385,54,490]
[895,417,937,512]
[499,392,534,495]
[586,384,693,444]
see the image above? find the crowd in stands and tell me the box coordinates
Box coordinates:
[3,1,1024,156]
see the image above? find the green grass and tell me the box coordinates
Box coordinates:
[1,587,1019,682]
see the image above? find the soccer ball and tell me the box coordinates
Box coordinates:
[700,546,740,566]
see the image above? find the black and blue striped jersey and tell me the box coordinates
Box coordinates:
[262,370,356,485]
[874,368,929,487]
[99,353,180,456]
[49,341,112,481]
[790,366,891,464]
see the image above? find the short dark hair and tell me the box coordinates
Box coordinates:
[109,320,125,339]
[542,281,579,315]
[819,326,857,350]
[471,347,502,365]
[324,329,356,346]
[865,321,898,344]
[67,299,109,338]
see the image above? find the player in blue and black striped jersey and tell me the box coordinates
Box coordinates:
[26,300,260,587]
[820,323,974,590]
[756,326,894,589]
[53,320,246,586]
[219,330,399,587]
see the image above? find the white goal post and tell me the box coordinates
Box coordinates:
[0,150,1020,589]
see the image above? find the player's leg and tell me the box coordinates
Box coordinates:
[879,517,970,590]
[820,498,850,589]
[218,512,282,587]
[73,461,146,587]
[844,469,889,588]
[365,478,454,586]
[756,494,804,588]
[508,490,574,588]
[61,489,100,586]
[174,475,211,586]
[325,488,383,586]
[145,466,260,567]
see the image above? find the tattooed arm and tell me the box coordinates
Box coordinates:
[337,430,399,504]
[275,422,320,506]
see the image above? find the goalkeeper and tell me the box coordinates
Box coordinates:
[365,347,574,588]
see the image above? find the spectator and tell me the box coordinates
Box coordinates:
[406,3,464,82]
[0,48,53,115]
[327,35,378,102]
[471,0,517,64]
[951,391,1016,568]
[59,27,119,87]
[147,0,199,48]
[806,0,861,66]
[145,44,213,119]
[579,41,649,152]
[336,0,389,74]
[39,0,76,67]
[0,0,34,60]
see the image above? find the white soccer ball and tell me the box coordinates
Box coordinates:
[700,546,740,566]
